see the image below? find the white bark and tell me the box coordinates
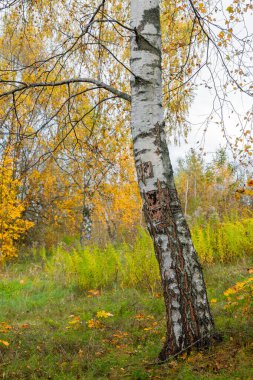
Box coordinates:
[130,0,214,359]
[80,203,93,246]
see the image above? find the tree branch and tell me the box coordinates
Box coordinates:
[0,78,131,102]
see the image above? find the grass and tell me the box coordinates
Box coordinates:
[0,260,252,379]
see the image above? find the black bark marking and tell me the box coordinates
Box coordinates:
[141,7,160,33]
[137,161,154,185]
[133,131,150,143]
[154,122,162,148]
[134,31,160,56]
[134,76,152,85]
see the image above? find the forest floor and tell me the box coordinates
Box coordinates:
[0,260,252,380]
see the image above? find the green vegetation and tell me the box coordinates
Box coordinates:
[43,223,253,291]
[1,148,253,379]
[192,218,253,263]
[45,230,160,293]
[0,247,252,379]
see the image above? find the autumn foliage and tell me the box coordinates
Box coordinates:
[0,151,33,262]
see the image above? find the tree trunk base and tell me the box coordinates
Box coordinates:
[158,331,223,362]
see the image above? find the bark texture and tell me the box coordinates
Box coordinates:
[130,0,214,360]
[80,203,93,246]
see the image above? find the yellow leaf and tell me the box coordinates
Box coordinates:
[199,3,207,13]
[134,314,145,320]
[87,319,102,329]
[21,324,30,329]
[68,316,81,325]
[0,340,9,346]
[96,311,113,319]
[218,31,225,39]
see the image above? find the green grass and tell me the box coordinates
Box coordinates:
[0,261,252,379]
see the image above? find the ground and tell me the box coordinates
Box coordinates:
[0,261,252,379]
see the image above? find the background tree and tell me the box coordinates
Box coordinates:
[0,147,33,262]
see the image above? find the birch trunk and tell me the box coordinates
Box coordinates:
[130,0,214,359]
[80,203,92,247]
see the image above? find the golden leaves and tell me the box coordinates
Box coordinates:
[87,319,103,329]
[0,321,12,347]
[86,289,101,298]
[134,314,145,321]
[198,3,207,14]
[68,316,81,325]
[226,6,234,14]
[0,153,34,262]
[66,315,82,330]
[20,324,30,329]
[218,31,225,39]
[224,276,253,316]
[0,322,12,333]
[133,313,159,333]
[66,310,114,331]
[96,311,114,319]
[0,340,10,347]
[88,310,114,329]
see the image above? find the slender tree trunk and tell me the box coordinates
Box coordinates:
[185,178,189,215]
[105,211,117,242]
[130,0,214,360]
[80,202,92,247]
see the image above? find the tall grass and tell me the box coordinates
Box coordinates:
[192,218,253,263]
[46,229,160,292]
[39,218,253,291]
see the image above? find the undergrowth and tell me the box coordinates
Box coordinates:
[0,261,252,379]
[31,219,253,292]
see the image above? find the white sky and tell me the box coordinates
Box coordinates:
[169,0,253,169]
[170,84,253,168]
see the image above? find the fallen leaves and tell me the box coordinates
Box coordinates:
[0,340,9,347]
[66,310,114,331]
[103,330,131,351]
[87,310,114,329]
[21,323,30,329]
[96,311,113,319]
[133,313,160,334]
[68,316,81,325]
[86,289,101,298]
[0,322,12,333]
[87,319,103,329]
[224,276,253,316]
[66,315,82,329]
[134,314,145,321]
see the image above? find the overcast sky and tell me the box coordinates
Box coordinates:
[169,82,253,168]
[169,5,253,170]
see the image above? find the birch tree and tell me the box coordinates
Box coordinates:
[0,0,252,360]
[130,0,214,359]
